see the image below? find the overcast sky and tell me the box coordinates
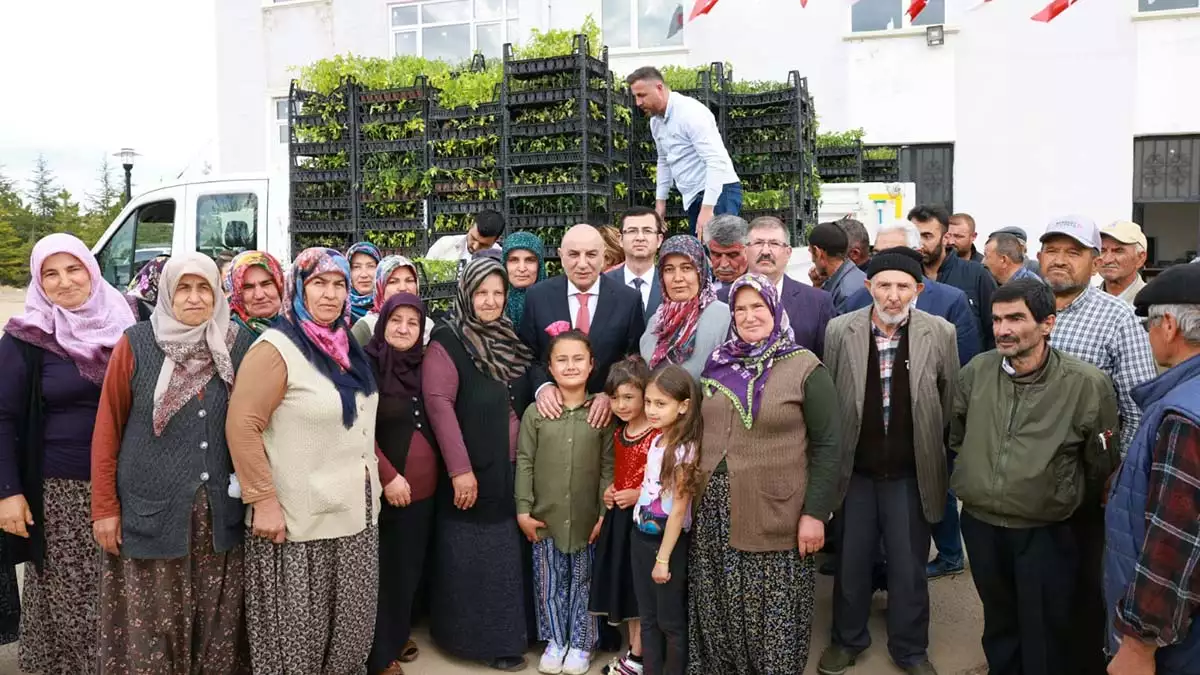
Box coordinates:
[0,0,216,206]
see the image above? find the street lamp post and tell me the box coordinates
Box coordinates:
[114,148,139,204]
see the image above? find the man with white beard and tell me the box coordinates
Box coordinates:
[819,247,958,675]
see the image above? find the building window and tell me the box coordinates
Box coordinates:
[603,0,685,50]
[389,0,519,63]
[1138,0,1199,11]
[851,0,945,32]
[274,98,289,144]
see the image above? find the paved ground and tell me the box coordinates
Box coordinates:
[0,285,987,674]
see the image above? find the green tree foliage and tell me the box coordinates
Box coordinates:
[0,168,32,286]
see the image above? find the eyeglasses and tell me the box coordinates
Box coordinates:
[621,228,659,238]
[748,240,789,250]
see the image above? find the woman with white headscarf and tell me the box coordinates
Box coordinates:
[91,252,256,672]
[0,233,136,671]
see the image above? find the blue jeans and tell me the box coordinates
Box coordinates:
[930,451,964,565]
[686,182,743,236]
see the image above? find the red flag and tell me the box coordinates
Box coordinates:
[800,0,808,7]
[1032,0,1078,22]
[906,0,928,20]
[689,0,721,20]
[666,4,684,38]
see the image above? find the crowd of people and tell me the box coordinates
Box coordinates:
[0,192,1197,675]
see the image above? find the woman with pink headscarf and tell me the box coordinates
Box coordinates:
[0,233,136,672]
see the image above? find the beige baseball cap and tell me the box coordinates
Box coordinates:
[1099,220,1147,250]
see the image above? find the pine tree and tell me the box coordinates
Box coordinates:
[0,167,32,286]
[25,154,60,245]
[85,155,124,221]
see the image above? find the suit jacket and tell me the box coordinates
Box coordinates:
[824,307,958,522]
[605,264,663,323]
[718,275,833,361]
[843,277,981,367]
[518,275,646,393]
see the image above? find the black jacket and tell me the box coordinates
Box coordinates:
[931,252,997,351]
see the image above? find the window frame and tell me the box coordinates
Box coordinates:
[387,0,519,62]
[95,199,177,289]
[603,0,687,52]
[1133,0,1200,14]
[273,97,289,145]
[848,0,947,34]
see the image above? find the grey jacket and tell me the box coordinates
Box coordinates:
[824,307,959,522]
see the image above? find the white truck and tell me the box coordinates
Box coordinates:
[89,173,913,288]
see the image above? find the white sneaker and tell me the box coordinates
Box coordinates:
[562,648,593,675]
[539,643,568,674]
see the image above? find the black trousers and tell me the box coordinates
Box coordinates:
[1067,504,1109,675]
[832,473,931,668]
[369,497,434,673]
[631,529,688,675]
[960,512,1079,675]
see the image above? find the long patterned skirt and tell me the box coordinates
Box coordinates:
[244,485,379,675]
[687,472,817,675]
[20,478,98,674]
[97,489,249,674]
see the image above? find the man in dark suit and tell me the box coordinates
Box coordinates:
[519,224,645,427]
[718,215,834,359]
[605,207,664,322]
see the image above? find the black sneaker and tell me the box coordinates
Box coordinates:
[817,645,857,675]
[487,655,528,671]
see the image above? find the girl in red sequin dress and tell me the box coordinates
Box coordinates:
[590,356,659,675]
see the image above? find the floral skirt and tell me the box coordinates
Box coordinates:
[687,472,817,675]
[20,478,98,674]
[97,488,249,674]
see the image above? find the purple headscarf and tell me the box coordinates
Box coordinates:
[700,273,804,429]
[5,233,137,385]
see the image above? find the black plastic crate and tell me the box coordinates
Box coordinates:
[359,139,425,154]
[507,183,610,198]
[291,197,353,210]
[502,36,608,80]
[290,168,351,183]
[734,158,804,176]
[291,232,356,255]
[726,72,808,108]
[357,78,433,106]
[292,113,350,128]
[290,220,356,233]
[506,151,610,167]
[358,218,425,232]
[508,214,587,228]
[430,155,495,171]
[505,86,609,109]
[291,141,352,156]
[727,112,801,131]
[429,199,501,215]
[430,101,502,120]
[816,144,862,158]
[816,166,860,179]
[507,119,607,138]
[378,245,428,260]
[731,141,800,156]
[428,125,499,141]
[419,280,458,300]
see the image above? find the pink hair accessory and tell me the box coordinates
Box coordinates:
[545,321,571,338]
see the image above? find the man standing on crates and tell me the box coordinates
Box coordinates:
[626,67,742,240]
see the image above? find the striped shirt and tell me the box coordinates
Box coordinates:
[651,92,739,208]
[1048,286,1157,455]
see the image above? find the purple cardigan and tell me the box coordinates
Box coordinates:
[0,335,101,498]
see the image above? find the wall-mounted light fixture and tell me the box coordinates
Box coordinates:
[926,25,945,47]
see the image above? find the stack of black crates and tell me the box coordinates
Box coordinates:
[288,80,358,255]
[500,36,613,265]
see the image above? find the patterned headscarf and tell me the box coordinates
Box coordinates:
[277,247,376,428]
[346,241,382,321]
[226,250,285,336]
[149,254,237,436]
[501,232,547,327]
[5,233,137,385]
[372,255,420,313]
[445,258,533,382]
[700,273,804,429]
[650,235,717,368]
[128,255,170,304]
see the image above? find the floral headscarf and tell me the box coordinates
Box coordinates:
[650,235,717,368]
[700,273,804,429]
[276,247,376,428]
[346,241,382,322]
[501,232,547,327]
[128,255,170,304]
[444,257,533,382]
[149,254,237,436]
[226,250,285,336]
[372,255,420,314]
[5,233,137,385]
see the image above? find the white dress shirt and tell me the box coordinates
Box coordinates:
[567,277,601,328]
[623,265,655,309]
[651,92,740,208]
[424,234,500,263]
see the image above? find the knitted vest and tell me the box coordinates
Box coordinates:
[1104,355,1200,674]
[429,323,532,523]
[118,322,253,559]
[256,329,381,542]
[855,327,916,478]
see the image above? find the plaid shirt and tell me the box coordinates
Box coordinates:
[870,319,906,432]
[1048,286,1157,454]
[1114,414,1200,646]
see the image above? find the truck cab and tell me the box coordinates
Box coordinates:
[90,174,289,288]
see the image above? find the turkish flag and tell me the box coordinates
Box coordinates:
[906,0,928,20]
[666,4,684,38]
[1032,0,1078,22]
[689,0,721,20]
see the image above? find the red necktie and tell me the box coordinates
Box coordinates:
[575,293,591,334]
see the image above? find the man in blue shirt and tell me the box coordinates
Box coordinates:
[810,222,869,316]
[627,66,742,239]
[983,231,1042,286]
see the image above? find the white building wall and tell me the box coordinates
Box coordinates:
[216,0,1200,241]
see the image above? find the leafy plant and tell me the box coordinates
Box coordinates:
[512,16,601,60]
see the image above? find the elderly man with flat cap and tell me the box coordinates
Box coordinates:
[820,247,958,675]
[1105,263,1200,675]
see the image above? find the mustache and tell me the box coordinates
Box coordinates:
[756,254,775,263]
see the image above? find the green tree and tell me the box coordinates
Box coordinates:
[0,167,32,285]
[24,154,61,245]
[85,155,124,222]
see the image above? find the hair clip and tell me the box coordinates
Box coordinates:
[545,320,571,338]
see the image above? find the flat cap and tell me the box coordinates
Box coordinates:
[988,226,1028,243]
[1133,263,1200,317]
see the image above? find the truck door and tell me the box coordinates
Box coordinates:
[93,190,182,288]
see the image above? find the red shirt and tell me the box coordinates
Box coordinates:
[613,425,660,492]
